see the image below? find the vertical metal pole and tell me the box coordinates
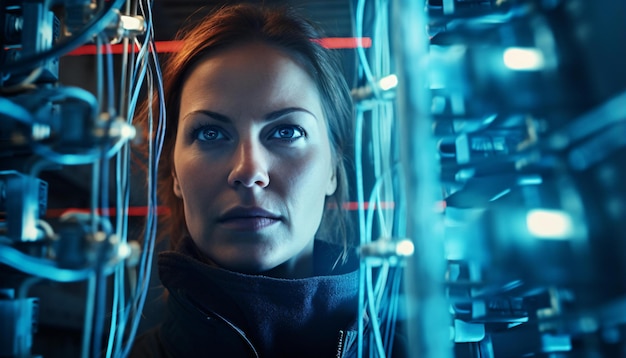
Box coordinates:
[392,1,453,357]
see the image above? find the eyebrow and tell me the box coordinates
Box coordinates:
[182,107,318,123]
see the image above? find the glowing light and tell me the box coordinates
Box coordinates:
[67,38,372,56]
[526,209,573,239]
[23,225,40,241]
[378,74,398,91]
[395,239,415,257]
[120,122,137,140]
[117,242,132,260]
[503,47,545,71]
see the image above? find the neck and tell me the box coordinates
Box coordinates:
[264,240,315,279]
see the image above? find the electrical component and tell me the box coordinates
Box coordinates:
[0,289,39,357]
[392,0,626,356]
[0,171,48,242]
[1,0,157,357]
[2,0,60,87]
[360,238,414,260]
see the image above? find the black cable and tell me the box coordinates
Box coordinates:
[91,263,108,358]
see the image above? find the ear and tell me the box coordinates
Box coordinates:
[172,171,182,198]
[326,168,337,196]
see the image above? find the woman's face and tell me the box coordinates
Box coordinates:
[173,42,337,277]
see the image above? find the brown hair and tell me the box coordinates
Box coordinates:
[134,4,353,255]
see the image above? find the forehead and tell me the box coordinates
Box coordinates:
[178,42,323,118]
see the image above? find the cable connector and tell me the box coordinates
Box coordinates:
[360,238,414,264]
[104,10,146,44]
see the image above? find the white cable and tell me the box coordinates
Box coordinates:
[121,9,166,350]
[108,2,156,355]
[366,262,387,357]
[356,0,380,97]
[356,108,367,358]
[88,132,102,358]
[356,0,379,355]
[356,1,403,356]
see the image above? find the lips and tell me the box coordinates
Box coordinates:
[218,207,282,231]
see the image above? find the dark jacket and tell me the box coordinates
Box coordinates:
[130,237,366,358]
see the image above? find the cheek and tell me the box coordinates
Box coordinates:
[174,151,219,199]
[286,151,334,204]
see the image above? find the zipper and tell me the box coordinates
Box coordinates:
[178,290,260,358]
[209,310,260,358]
[336,330,346,358]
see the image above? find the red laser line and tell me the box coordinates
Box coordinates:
[65,37,372,56]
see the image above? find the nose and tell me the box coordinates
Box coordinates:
[227,139,270,188]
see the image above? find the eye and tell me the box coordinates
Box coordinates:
[269,125,306,142]
[192,125,226,142]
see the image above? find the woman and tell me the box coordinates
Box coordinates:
[131,3,361,357]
